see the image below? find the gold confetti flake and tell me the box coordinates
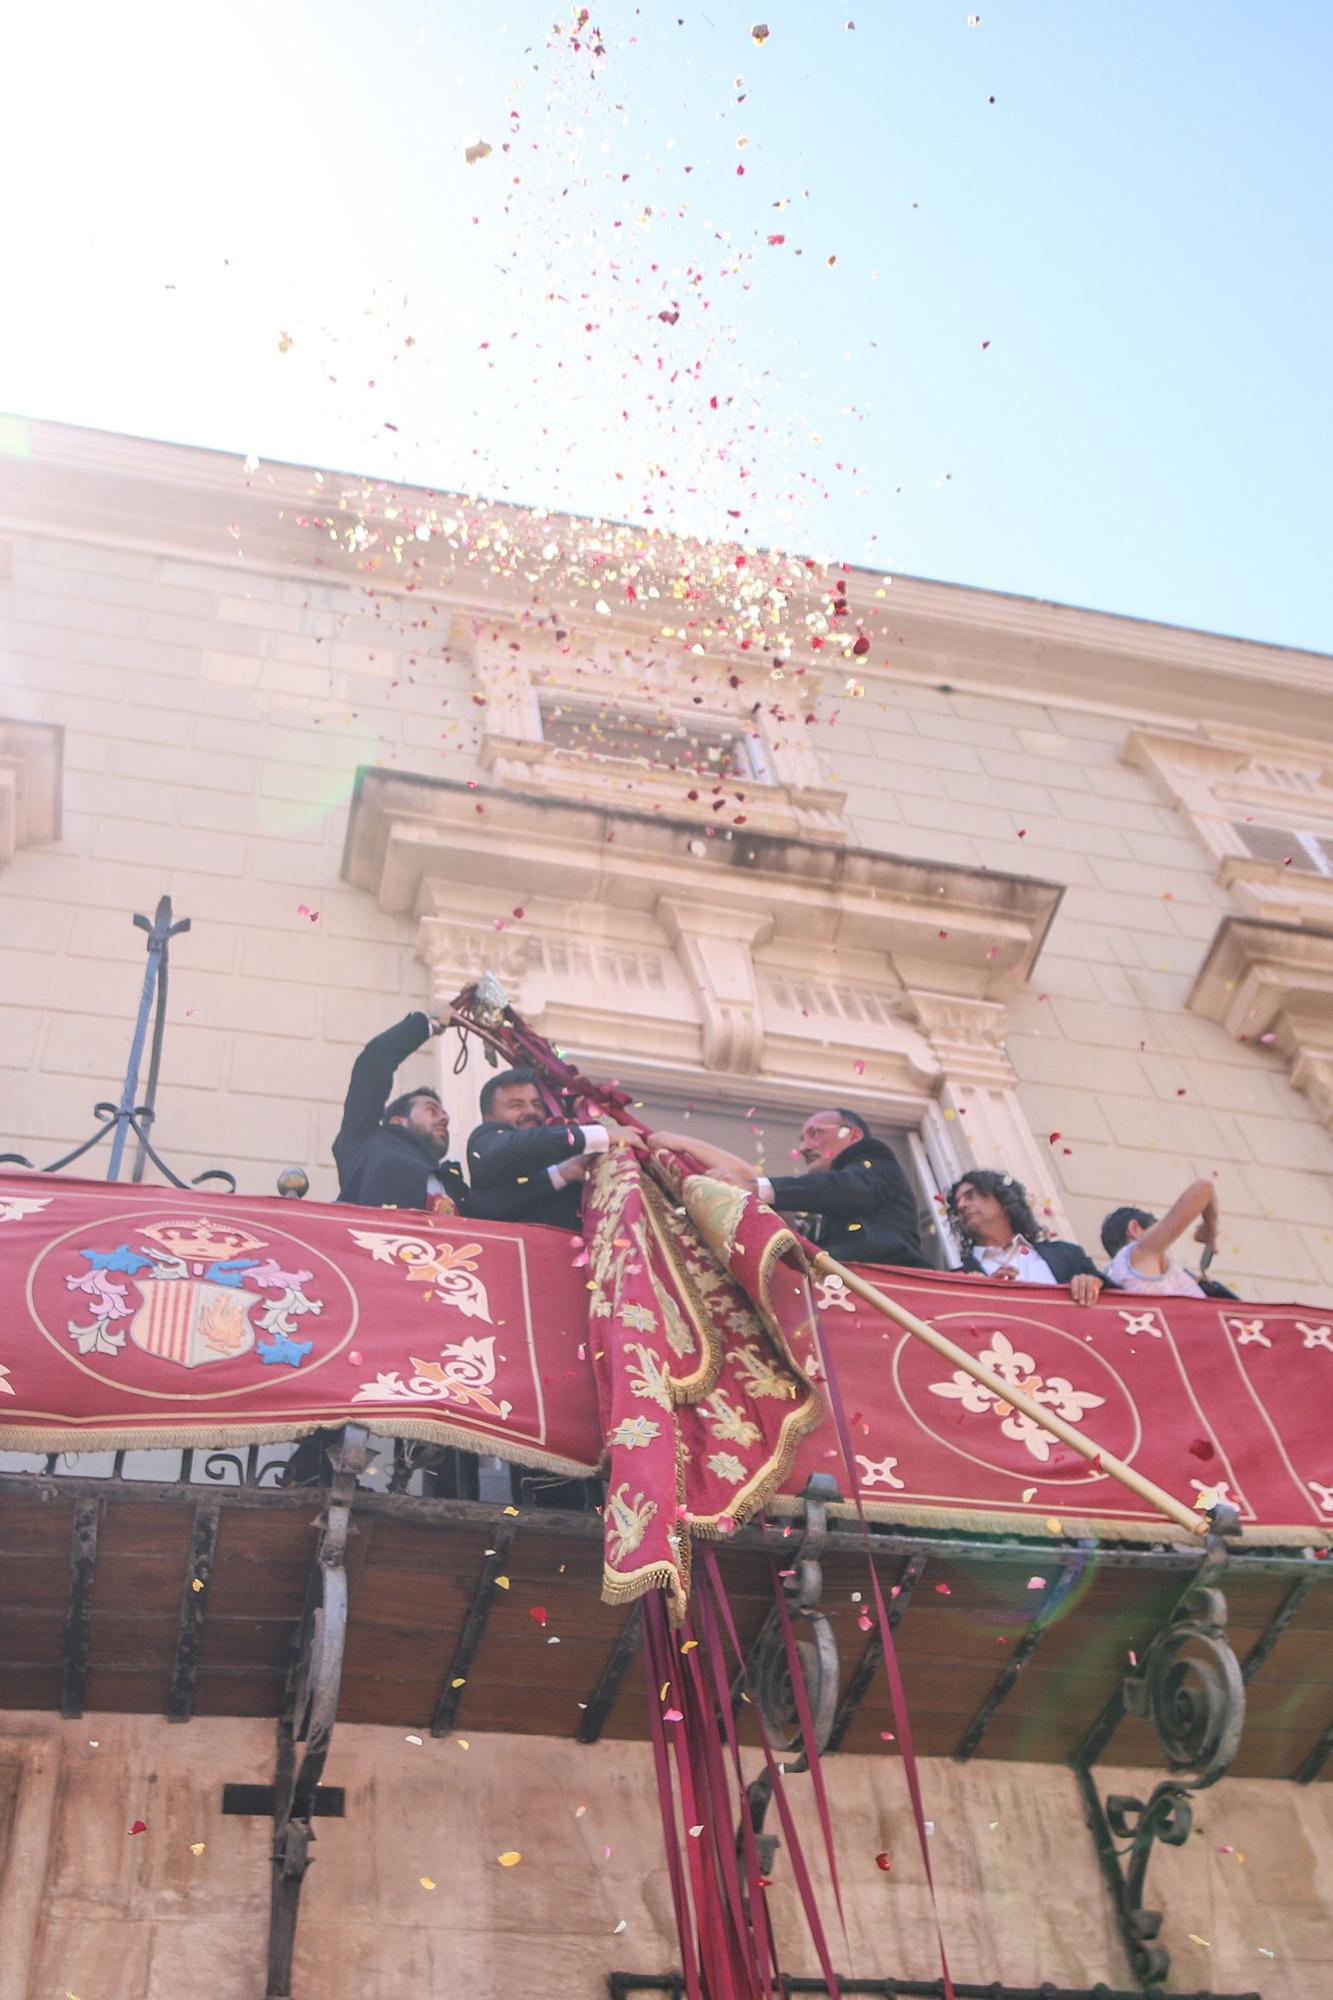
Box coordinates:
[498,1850,522,1867]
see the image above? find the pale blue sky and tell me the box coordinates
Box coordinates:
[2,1,1329,650]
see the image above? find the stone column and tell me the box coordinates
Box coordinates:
[656,898,773,1074]
[905,991,1076,1238]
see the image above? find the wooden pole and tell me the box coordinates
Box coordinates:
[811,1252,1207,1539]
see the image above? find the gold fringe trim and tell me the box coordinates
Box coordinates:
[764,1490,1329,1547]
[0,1417,598,1481]
[601,1556,686,1626]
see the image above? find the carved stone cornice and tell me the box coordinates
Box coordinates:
[342,767,1063,1003]
[1189,916,1333,1136]
[656,899,772,1074]
[902,992,1011,1086]
[0,720,62,867]
[4,418,1331,741]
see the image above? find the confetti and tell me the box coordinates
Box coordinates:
[750,23,770,44]
[190,1841,206,1856]
[613,1920,627,1935]
[405,1734,423,1746]
[494,1575,510,1590]
[1021,1486,1037,1502]
[129,1821,147,1836]
[464,140,492,165]
[191,1578,204,1592]
[1026,1576,1046,1590]
[663,1707,684,1723]
[688,1824,704,1838]
[420,1876,437,1890]
[498,1851,522,1867]
[875,1851,892,1871]
[529,1606,549,1627]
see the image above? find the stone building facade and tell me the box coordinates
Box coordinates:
[1,419,1332,1997]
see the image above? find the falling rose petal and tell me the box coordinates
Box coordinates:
[857,1613,872,1631]
[1045,1517,1064,1535]
[529,1606,548,1627]
[751,22,770,43]
[663,1708,684,1723]
[498,1851,522,1867]
[512,907,525,920]
[613,1920,627,1935]
[879,1731,895,1741]
[1048,1132,1061,1146]
[347,1351,363,1365]
[934,1583,951,1596]
[420,1876,437,1890]
[875,1852,892,1871]
[464,139,492,165]
[190,1841,206,1855]
[405,1735,423,1747]
[688,1824,704,1838]
[129,1821,147,1836]
[1189,1438,1216,1461]
[494,1576,510,1590]
[1027,1576,1046,1590]
[1021,1486,1037,1503]
[854,1059,865,1074]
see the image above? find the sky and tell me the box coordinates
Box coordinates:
[1,1,1330,652]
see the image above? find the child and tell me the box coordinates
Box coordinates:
[1099,1178,1220,1297]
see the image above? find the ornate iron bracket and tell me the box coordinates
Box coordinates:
[737,1473,842,1875]
[221,1425,367,2000]
[1078,1506,1245,1994]
[0,896,237,1193]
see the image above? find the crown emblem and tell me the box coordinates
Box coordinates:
[140,1218,266,1262]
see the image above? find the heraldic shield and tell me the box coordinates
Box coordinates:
[129,1271,257,1368]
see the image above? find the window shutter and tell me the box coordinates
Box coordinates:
[1232,821,1320,872]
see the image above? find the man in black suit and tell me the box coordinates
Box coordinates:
[668,1107,927,1267]
[333,1011,467,1213]
[947,1170,1108,1304]
[466,1066,643,1230]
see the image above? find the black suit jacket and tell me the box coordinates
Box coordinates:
[961,1238,1111,1286]
[333,1012,467,1212]
[466,1120,593,1231]
[766,1136,927,1267]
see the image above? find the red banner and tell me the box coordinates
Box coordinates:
[1,1172,1329,1548]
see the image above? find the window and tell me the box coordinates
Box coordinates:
[538,697,771,784]
[627,1085,951,1269]
[1234,821,1333,876]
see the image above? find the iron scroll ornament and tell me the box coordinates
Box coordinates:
[738,1474,842,1875]
[0,896,236,1194]
[1086,1557,1246,1992]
